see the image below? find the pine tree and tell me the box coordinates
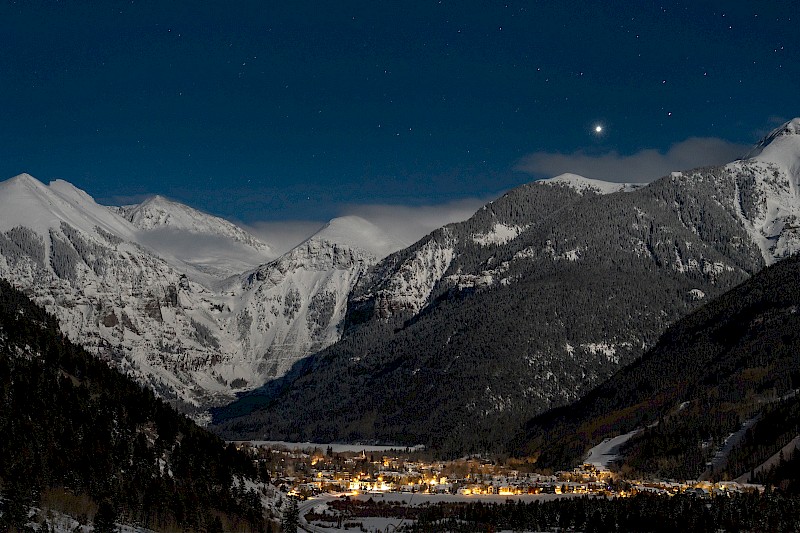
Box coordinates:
[280,496,299,533]
[93,500,117,533]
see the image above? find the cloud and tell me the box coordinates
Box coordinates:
[515,137,750,183]
[245,220,326,256]
[134,227,276,277]
[98,186,494,259]
[340,197,490,248]
[246,197,490,257]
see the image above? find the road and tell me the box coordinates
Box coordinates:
[296,494,336,533]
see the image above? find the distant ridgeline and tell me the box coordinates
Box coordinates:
[515,252,800,484]
[0,278,267,531]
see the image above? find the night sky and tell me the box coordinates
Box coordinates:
[1,1,796,226]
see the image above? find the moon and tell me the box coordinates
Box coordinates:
[594,124,603,134]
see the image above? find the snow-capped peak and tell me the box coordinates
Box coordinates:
[120,195,271,252]
[124,194,194,227]
[0,173,137,240]
[305,215,407,259]
[721,118,800,265]
[0,173,378,410]
[537,173,645,195]
[746,118,800,176]
[5,172,40,187]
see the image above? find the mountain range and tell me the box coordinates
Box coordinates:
[213,118,800,453]
[1,119,799,455]
[0,174,397,414]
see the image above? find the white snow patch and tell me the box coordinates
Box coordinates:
[581,342,619,363]
[688,288,706,300]
[375,233,456,315]
[473,223,528,246]
[585,429,641,471]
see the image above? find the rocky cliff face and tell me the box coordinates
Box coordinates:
[0,174,379,415]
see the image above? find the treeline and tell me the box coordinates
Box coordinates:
[0,278,268,532]
[407,492,800,532]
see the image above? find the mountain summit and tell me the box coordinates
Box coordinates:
[310,215,407,259]
[0,173,137,240]
[730,117,800,263]
[537,173,646,195]
[746,118,800,162]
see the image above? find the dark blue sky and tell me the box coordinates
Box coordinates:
[1,1,796,223]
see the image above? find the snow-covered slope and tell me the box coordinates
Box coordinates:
[346,182,583,323]
[0,174,138,241]
[351,121,800,326]
[0,175,237,410]
[222,228,376,380]
[117,194,271,251]
[0,175,379,414]
[312,215,406,259]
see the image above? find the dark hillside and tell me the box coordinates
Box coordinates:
[516,252,800,480]
[0,278,267,532]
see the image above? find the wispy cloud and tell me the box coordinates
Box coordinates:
[516,137,750,183]
[340,198,489,247]
[245,220,326,256]
[246,197,490,257]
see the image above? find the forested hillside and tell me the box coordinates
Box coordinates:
[516,252,800,480]
[0,278,267,532]
[214,164,767,454]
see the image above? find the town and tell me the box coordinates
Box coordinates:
[235,441,764,501]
